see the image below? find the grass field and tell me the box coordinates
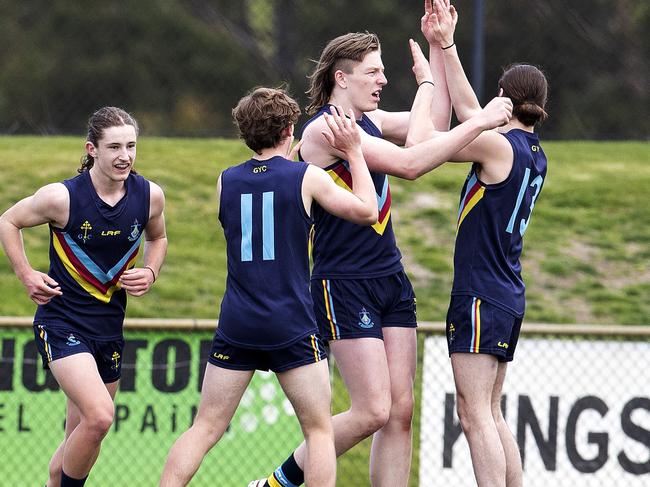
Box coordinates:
[1,136,648,324]
[0,136,648,485]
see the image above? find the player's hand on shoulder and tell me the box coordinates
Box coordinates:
[120,267,156,297]
[21,269,62,305]
[321,105,362,158]
[300,118,340,168]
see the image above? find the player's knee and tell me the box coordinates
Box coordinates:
[303,422,334,444]
[192,416,229,445]
[455,396,476,427]
[360,403,391,435]
[456,397,491,434]
[84,405,114,440]
[491,400,506,423]
[389,393,414,428]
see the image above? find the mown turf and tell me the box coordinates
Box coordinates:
[0,136,648,486]
[1,137,648,324]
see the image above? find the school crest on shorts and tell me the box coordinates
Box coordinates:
[111,351,121,370]
[358,307,374,329]
[448,323,456,344]
[66,334,81,346]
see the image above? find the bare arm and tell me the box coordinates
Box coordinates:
[119,181,167,296]
[363,96,512,180]
[366,109,411,146]
[0,184,68,304]
[301,97,510,181]
[430,0,482,121]
[303,107,378,225]
[422,0,452,130]
[406,39,440,146]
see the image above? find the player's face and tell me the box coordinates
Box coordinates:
[87,125,137,183]
[346,50,388,113]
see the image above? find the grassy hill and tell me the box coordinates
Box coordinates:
[0,136,648,325]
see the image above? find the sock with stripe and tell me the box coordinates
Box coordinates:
[265,452,304,486]
[60,471,88,487]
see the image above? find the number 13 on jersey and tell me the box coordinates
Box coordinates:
[506,168,543,236]
[240,192,275,262]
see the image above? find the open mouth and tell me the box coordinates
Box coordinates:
[114,163,130,171]
[371,90,382,102]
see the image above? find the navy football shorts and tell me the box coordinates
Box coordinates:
[446,295,523,362]
[208,330,327,373]
[33,322,124,383]
[312,270,417,342]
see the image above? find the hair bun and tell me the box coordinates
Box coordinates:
[514,101,548,126]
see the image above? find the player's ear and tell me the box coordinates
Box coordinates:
[283,124,294,138]
[334,69,347,89]
[85,141,97,158]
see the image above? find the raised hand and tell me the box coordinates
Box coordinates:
[421,0,438,45]
[321,105,361,155]
[422,0,452,45]
[478,95,513,130]
[425,0,457,48]
[409,39,433,85]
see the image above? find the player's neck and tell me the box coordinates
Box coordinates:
[253,146,286,161]
[327,95,362,120]
[88,168,127,203]
[500,118,534,133]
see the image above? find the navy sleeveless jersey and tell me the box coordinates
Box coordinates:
[34,171,150,339]
[217,156,316,349]
[301,105,402,279]
[452,129,547,316]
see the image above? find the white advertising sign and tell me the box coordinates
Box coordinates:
[420,336,650,486]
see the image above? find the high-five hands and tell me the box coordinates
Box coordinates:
[422,0,457,48]
[409,39,434,86]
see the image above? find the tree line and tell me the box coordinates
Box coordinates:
[0,0,647,139]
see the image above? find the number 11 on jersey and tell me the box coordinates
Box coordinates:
[240,192,275,262]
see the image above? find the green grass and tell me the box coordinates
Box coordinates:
[1,137,648,485]
[1,137,648,324]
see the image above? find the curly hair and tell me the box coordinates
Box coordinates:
[232,87,300,153]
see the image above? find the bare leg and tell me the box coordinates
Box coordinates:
[292,338,391,467]
[48,354,117,479]
[46,399,80,487]
[160,364,253,486]
[277,360,335,487]
[369,327,416,487]
[46,381,119,487]
[492,362,522,487]
[451,353,506,487]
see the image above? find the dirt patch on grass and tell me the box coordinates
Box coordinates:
[403,191,455,212]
